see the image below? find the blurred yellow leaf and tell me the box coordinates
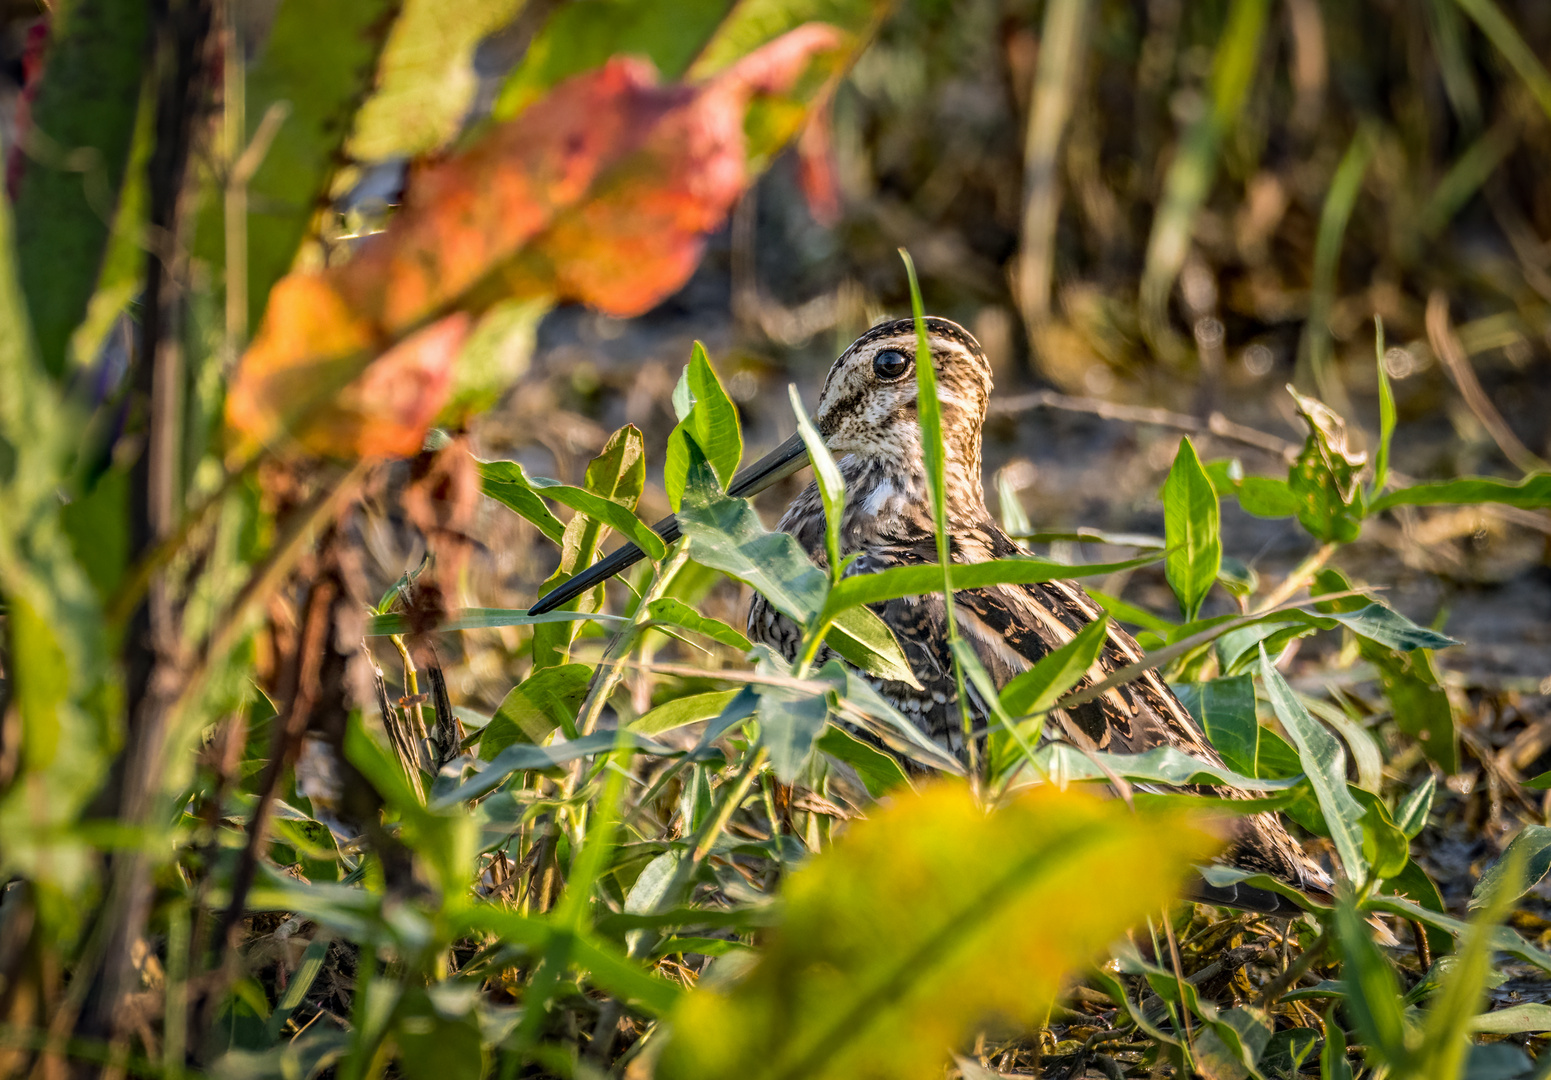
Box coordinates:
[656,783,1220,1080]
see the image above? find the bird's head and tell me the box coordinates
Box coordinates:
[813,316,993,480]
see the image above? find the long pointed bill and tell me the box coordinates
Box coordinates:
[527,431,811,615]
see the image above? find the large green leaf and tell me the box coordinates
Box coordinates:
[12,0,150,377]
[759,684,831,783]
[628,690,742,737]
[1334,889,1409,1065]
[480,459,567,544]
[524,476,668,560]
[1162,437,1221,620]
[1369,472,1551,512]
[1174,675,1258,778]
[815,725,909,797]
[824,605,920,688]
[1235,475,1300,518]
[678,438,828,625]
[646,598,753,652]
[665,343,743,509]
[1314,570,1459,772]
[1470,825,1551,911]
[1259,645,1369,884]
[655,785,1218,1080]
[480,664,593,759]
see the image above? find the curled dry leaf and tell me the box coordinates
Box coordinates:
[226,24,847,460]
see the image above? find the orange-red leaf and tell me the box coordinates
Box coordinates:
[226,24,847,460]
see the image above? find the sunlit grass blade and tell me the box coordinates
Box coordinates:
[789,384,845,580]
[901,247,976,768]
[1371,316,1395,498]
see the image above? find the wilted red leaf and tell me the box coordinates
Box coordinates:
[226,23,847,460]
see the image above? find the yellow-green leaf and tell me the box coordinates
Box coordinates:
[656,783,1219,1080]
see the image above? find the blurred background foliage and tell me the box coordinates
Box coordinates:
[0,0,1550,1077]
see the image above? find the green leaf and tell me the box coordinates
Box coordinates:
[1369,473,1551,513]
[525,477,667,561]
[820,551,1164,619]
[646,598,752,652]
[999,616,1110,720]
[790,384,845,580]
[759,686,831,783]
[480,664,592,759]
[1162,437,1222,620]
[1334,888,1409,1064]
[1366,894,1551,975]
[1373,317,1395,498]
[824,606,921,689]
[535,425,649,668]
[1395,775,1436,839]
[234,0,400,332]
[1321,1004,1353,1080]
[1216,619,1317,675]
[1323,604,1459,652]
[1348,787,1410,882]
[1303,695,1384,794]
[678,437,828,625]
[1235,475,1300,518]
[435,731,677,807]
[1471,825,1551,911]
[665,343,743,510]
[480,460,568,544]
[655,785,1219,1080]
[1259,645,1370,883]
[815,725,909,797]
[1467,1004,1551,1034]
[629,690,742,737]
[1025,744,1299,791]
[13,0,149,377]
[1287,388,1367,543]
[1174,675,1258,778]
[1314,569,1459,772]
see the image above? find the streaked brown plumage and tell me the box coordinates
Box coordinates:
[748,317,1331,913]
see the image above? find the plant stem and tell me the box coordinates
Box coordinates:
[1256,542,1337,614]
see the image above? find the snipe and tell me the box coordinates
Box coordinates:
[534,317,1329,914]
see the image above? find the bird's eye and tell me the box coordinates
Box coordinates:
[872,349,911,380]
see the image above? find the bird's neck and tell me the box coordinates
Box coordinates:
[836,449,989,540]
